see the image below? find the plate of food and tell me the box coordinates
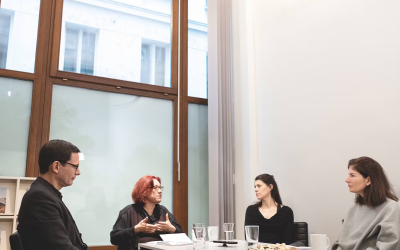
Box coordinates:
[253,243,310,250]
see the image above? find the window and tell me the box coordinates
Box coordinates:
[188,104,209,237]
[58,0,174,86]
[188,0,208,98]
[63,25,96,75]
[49,84,174,245]
[0,0,208,246]
[0,13,11,69]
[141,42,168,86]
[0,0,40,73]
[0,77,33,177]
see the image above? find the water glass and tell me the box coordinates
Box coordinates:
[223,223,234,240]
[192,226,206,249]
[245,225,259,248]
[192,223,206,241]
[208,226,219,241]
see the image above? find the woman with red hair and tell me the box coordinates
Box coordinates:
[110,175,182,250]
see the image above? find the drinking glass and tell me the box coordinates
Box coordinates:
[193,223,205,228]
[245,225,259,248]
[223,223,234,240]
[208,226,219,241]
[192,226,206,249]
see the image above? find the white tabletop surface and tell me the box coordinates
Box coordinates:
[138,240,310,250]
[138,240,249,250]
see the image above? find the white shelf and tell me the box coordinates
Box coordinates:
[0,177,36,250]
[0,177,35,181]
[0,216,13,220]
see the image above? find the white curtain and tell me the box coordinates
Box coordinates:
[208,0,236,239]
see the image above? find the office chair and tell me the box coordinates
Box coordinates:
[292,222,308,246]
[9,231,24,250]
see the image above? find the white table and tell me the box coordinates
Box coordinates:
[139,240,250,250]
[138,241,311,250]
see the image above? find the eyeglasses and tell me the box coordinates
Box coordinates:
[62,162,79,171]
[151,186,164,191]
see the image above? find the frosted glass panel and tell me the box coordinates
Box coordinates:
[59,0,172,87]
[0,77,32,177]
[188,0,208,98]
[50,85,174,246]
[188,104,209,236]
[0,0,40,73]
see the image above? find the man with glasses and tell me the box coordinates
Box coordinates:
[18,140,88,250]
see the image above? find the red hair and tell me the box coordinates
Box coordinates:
[132,175,161,206]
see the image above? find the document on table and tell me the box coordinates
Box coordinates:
[159,233,193,245]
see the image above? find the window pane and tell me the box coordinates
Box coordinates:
[63,28,79,73]
[81,31,96,75]
[188,0,208,98]
[0,77,33,177]
[59,0,172,87]
[0,14,11,69]
[155,46,166,86]
[140,44,151,84]
[188,104,208,236]
[49,85,174,246]
[0,0,40,73]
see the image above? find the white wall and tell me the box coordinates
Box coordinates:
[231,0,400,243]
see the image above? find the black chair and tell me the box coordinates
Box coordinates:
[293,222,308,246]
[9,231,24,250]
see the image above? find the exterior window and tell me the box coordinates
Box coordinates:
[63,26,96,75]
[140,43,167,86]
[0,14,11,69]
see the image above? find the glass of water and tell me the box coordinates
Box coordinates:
[192,226,206,249]
[193,223,206,228]
[245,225,259,248]
[223,223,234,240]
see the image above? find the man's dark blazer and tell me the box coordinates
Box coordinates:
[17,177,88,250]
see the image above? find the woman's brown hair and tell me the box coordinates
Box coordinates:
[348,156,398,207]
[254,174,283,207]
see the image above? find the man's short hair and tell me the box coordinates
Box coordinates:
[38,140,80,174]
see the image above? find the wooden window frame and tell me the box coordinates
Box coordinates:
[49,0,179,95]
[0,0,208,249]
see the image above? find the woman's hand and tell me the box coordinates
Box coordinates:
[134,217,157,233]
[156,213,176,233]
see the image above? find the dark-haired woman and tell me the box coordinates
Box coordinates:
[110,175,183,250]
[245,174,294,244]
[332,157,400,250]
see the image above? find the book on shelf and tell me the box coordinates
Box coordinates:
[0,230,5,250]
[0,187,6,214]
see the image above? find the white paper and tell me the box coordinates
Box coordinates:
[147,241,169,245]
[160,233,193,245]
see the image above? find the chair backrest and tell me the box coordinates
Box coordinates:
[293,222,308,246]
[9,231,24,250]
